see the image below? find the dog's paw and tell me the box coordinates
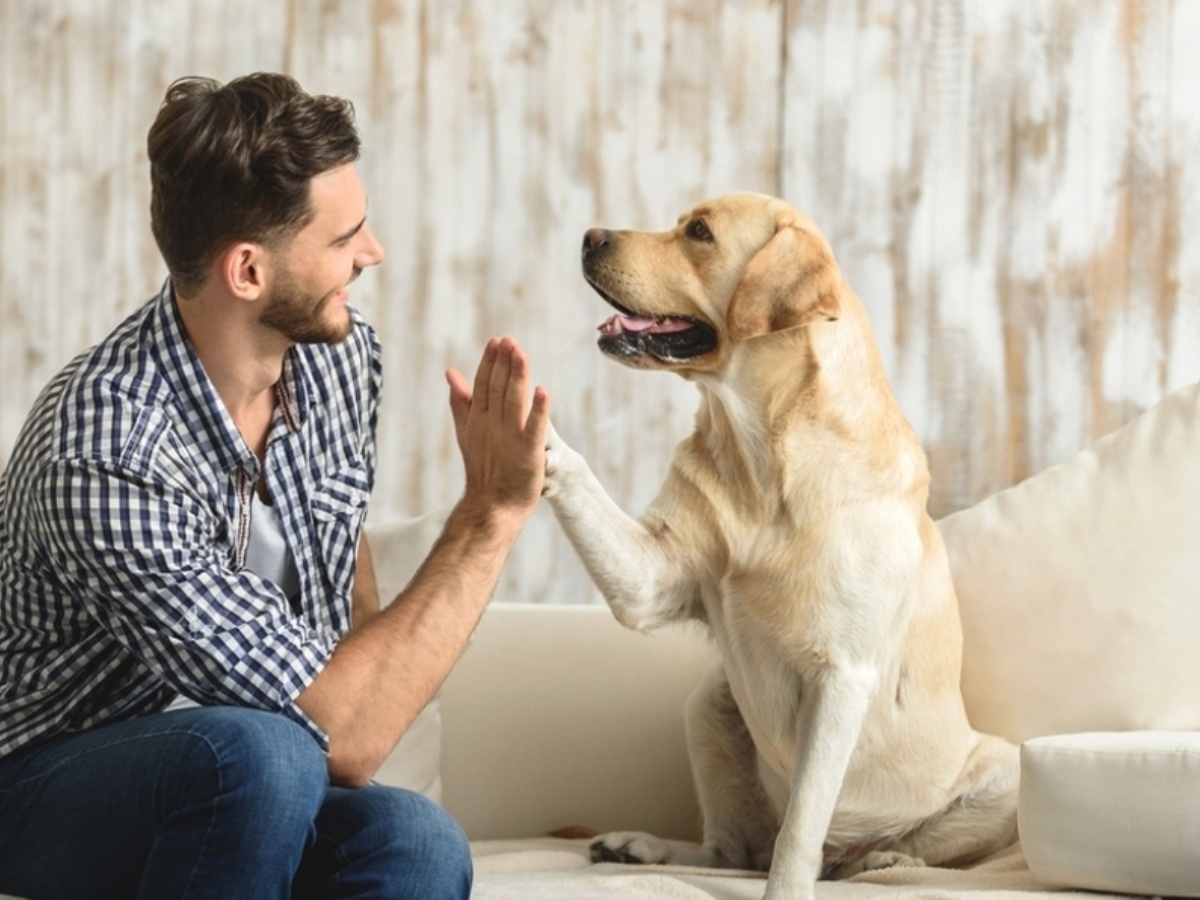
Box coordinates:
[841,850,926,876]
[863,850,925,870]
[541,422,579,498]
[589,831,673,865]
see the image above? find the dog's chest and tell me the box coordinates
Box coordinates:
[695,518,913,778]
[710,614,808,777]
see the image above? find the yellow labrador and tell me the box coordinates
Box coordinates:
[542,194,1018,900]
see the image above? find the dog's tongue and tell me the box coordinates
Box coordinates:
[599,314,692,336]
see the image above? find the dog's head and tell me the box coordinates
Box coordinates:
[580,193,842,373]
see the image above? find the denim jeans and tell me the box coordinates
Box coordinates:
[0,707,472,899]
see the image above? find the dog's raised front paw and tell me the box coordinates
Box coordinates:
[541,421,579,498]
[589,831,672,865]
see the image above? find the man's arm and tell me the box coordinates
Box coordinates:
[295,337,549,787]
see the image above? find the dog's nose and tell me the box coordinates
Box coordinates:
[582,228,612,258]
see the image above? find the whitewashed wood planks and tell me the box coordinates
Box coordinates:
[1,0,1196,605]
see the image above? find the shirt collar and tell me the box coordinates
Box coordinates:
[150,280,308,474]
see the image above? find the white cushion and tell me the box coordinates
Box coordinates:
[439,602,715,841]
[373,696,443,802]
[1019,731,1200,896]
[938,380,1200,743]
[364,510,453,801]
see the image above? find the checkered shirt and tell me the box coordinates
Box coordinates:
[0,281,381,759]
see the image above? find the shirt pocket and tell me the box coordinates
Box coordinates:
[310,462,371,601]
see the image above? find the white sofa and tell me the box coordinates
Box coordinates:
[368,378,1200,899]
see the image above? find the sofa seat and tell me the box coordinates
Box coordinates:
[469,838,1065,899]
[430,602,1178,899]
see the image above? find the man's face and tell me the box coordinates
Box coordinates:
[259,164,384,344]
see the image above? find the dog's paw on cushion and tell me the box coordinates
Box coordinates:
[938,379,1200,744]
[589,831,673,865]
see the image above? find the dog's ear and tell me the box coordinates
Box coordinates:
[725,223,841,342]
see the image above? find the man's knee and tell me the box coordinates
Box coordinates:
[171,707,328,828]
[312,786,472,899]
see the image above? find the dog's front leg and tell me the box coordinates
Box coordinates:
[764,665,877,900]
[543,423,691,630]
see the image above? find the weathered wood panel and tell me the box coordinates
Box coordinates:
[1,0,1196,606]
[784,0,1200,513]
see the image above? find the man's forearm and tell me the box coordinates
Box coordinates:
[296,497,525,787]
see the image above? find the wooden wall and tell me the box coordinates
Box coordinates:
[2,0,1197,605]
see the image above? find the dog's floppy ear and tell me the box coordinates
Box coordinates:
[725,222,841,342]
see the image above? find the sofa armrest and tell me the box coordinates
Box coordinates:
[438,602,715,842]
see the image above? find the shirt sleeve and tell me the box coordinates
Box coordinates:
[33,456,335,749]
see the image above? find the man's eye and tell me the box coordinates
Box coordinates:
[687,219,713,242]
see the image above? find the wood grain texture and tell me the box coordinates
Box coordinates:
[1,0,1195,605]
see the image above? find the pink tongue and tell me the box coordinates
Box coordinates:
[599,315,691,336]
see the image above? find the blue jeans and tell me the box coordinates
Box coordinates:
[0,707,472,899]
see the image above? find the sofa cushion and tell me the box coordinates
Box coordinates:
[1019,731,1200,897]
[938,380,1200,743]
[364,510,453,801]
[439,603,715,841]
[372,694,442,801]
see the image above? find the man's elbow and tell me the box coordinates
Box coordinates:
[325,744,382,790]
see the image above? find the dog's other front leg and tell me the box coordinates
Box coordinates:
[765,665,877,900]
[543,423,693,630]
[687,664,780,870]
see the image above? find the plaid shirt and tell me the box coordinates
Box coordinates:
[0,282,381,759]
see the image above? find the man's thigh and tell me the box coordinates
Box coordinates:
[0,707,326,900]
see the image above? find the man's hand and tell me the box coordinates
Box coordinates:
[446,337,550,524]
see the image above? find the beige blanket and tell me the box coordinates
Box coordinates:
[471,839,1145,899]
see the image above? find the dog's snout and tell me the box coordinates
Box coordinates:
[582,228,613,258]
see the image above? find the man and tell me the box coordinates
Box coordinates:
[0,73,548,899]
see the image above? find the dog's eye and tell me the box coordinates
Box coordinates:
[686,219,714,242]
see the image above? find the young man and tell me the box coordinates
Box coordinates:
[0,72,549,899]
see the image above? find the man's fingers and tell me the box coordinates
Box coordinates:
[525,385,551,444]
[472,339,500,413]
[488,338,516,418]
[446,368,472,440]
[460,336,542,436]
[501,342,533,424]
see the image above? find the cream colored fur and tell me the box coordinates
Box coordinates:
[543,193,1018,900]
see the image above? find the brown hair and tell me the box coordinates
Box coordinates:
[147,72,360,295]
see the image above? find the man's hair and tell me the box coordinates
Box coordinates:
[148,72,360,295]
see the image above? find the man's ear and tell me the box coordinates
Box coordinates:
[725,223,841,342]
[216,241,267,301]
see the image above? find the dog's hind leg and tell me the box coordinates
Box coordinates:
[589,664,779,871]
[831,735,1019,878]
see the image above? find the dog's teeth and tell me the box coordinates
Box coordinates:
[598,315,624,336]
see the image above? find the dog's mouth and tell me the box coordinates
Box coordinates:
[586,278,717,362]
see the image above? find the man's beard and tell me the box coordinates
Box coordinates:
[259,264,357,345]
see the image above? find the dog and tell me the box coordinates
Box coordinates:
[541,193,1019,900]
